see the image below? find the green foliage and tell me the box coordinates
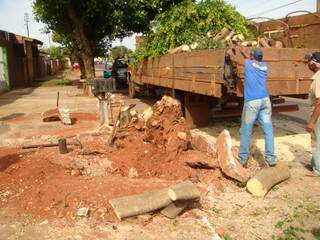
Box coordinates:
[33,0,183,76]
[48,47,66,60]
[57,77,72,86]
[311,228,320,238]
[41,46,67,60]
[232,179,247,188]
[33,0,183,55]
[272,200,320,240]
[110,46,133,60]
[223,235,234,240]
[132,0,251,66]
[211,207,221,214]
[272,226,306,240]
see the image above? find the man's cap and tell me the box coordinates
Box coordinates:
[251,48,263,59]
[305,52,320,63]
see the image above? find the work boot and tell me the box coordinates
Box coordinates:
[235,154,248,168]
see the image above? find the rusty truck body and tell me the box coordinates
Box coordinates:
[129,47,316,127]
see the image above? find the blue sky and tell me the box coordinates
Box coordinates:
[0,0,317,49]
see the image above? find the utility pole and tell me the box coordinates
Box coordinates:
[24,13,30,37]
[48,31,52,48]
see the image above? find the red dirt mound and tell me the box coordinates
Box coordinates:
[0,96,226,222]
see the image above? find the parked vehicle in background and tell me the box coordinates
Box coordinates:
[72,62,80,70]
[103,62,112,79]
[112,57,128,89]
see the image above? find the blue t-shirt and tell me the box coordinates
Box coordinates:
[244,59,269,102]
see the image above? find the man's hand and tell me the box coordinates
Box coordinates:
[306,120,315,133]
[239,46,250,59]
[226,48,235,56]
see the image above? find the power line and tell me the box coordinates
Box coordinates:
[248,0,304,18]
[244,0,277,15]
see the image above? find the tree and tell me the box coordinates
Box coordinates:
[132,0,252,65]
[110,46,133,60]
[33,0,183,79]
[52,31,86,79]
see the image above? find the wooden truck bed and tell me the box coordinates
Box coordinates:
[130,47,317,127]
[131,47,316,98]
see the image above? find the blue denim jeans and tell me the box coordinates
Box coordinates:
[311,118,320,175]
[238,97,277,165]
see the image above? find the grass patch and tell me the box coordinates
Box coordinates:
[232,179,246,188]
[56,78,73,86]
[211,207,221,214]
[311,228,320,239]
[32,76,73,87]
[273,201,320,240]
[272,226,306,240]
[223,235,234,240]
[172,219,179,226]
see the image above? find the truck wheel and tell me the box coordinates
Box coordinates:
[128,80,136,98]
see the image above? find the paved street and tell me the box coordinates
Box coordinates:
[279,97,311,124]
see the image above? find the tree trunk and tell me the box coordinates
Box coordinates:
[78,57,86,79]
[68,5,95,80]
[80,51,95,79]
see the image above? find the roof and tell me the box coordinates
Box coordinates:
[0,29,43,45]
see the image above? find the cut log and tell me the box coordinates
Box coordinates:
[275,41,284,48]
[168,180,200,201]
[216,129,250,182]
[258,37,271,48]
[185,161,217,169]
[160,200,189,219]
[42,108,60,122]
[246,163,290,197]
[119,104,136,127]
[109,188,171,220]
[213,27,231,41]
[109,181,200,220]
[190,130,217,157]
[108,102,123,146]
[169,44,190,54]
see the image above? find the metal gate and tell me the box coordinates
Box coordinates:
[0,46,9,92]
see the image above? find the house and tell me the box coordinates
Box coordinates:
[0,30,44,92]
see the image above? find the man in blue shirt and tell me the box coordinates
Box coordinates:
[227,48,277,167]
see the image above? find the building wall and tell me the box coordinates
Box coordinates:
[0,30,45,91]
[0,45,9,92]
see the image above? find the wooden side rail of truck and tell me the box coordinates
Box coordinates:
[129,48,317,127]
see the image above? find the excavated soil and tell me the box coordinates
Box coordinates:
[0,97,229,222]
